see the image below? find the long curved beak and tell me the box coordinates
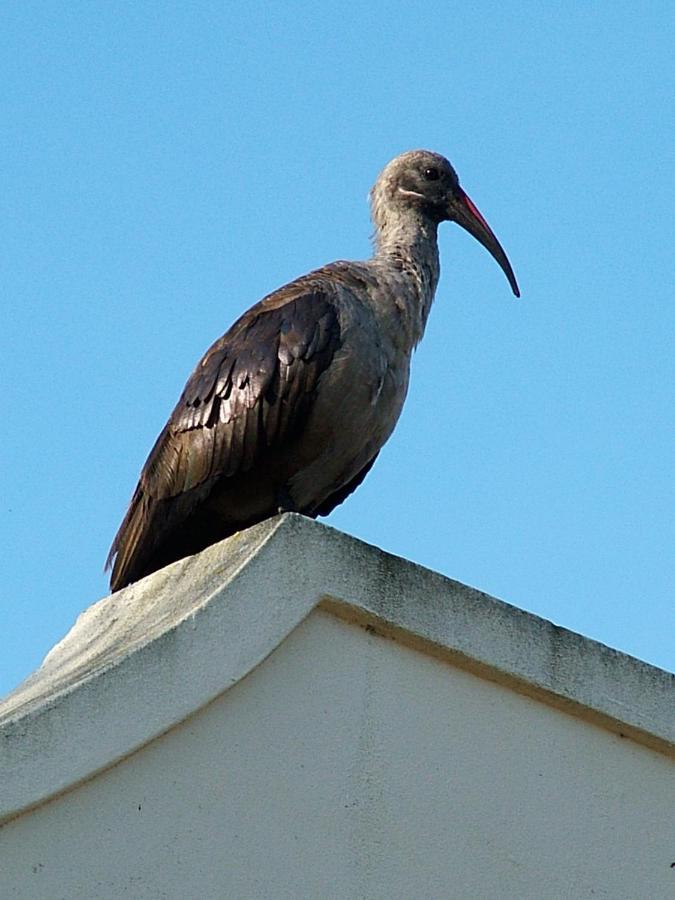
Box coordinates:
[449,188,520,297]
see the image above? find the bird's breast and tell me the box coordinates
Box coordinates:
[286,298,411,510]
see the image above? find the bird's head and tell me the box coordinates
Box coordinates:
[371,149,519,297]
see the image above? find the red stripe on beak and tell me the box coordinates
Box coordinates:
[451,189,520,297]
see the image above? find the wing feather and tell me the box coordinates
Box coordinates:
[108,287,341,590]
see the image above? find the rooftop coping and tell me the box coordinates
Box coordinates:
[1,513,673,825]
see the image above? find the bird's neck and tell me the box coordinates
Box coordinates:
[372,213,441,346]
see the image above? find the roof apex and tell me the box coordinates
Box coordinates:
[2,514,673,824]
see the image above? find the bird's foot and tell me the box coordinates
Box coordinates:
[276,486,298,515]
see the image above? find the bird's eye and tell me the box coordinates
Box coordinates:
[423,167,440,181]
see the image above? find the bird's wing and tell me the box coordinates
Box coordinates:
[107,287,341,589]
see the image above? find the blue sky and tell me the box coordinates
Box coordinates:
[2,2,673,696]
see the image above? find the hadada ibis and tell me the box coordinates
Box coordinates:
[107,150,519,590]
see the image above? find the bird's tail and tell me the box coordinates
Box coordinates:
[105,486,152,592]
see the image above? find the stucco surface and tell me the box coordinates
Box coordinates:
[1,514,674,898]
[2,610,675,900]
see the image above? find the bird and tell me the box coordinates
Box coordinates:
[107,149,519,591]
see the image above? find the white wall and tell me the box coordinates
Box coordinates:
[3,609,674,900]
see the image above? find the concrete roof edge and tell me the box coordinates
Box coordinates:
[1,514,673,824]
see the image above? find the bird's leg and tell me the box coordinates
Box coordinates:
[276,486,298,515]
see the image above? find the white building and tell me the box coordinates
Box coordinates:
[2,514,674,899]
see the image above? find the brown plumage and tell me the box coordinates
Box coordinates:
[107,150,519,590]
